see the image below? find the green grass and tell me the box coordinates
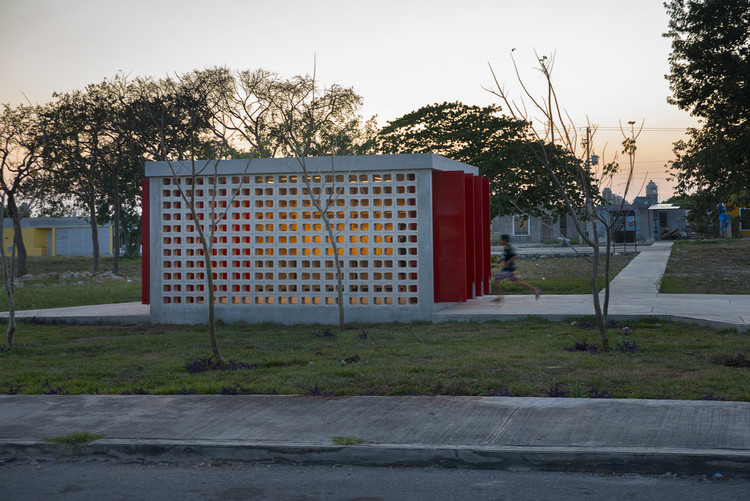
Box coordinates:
[44,431,105,445]
[660,239,750,294]
[331,436,368,445]
[2,318,749,401]
[493,254,636,295]
[0,256,142,310]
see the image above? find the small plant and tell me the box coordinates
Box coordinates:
[587,387,614,398]
[219,384,250,395]
[312,328,336,339]
[44,431,105,456]
[176,387,197,395]
[331,435,367,445]
[305,384,334,396]
[701,392,728,401]
[3,384,22,395]
[489,387,514,397]
[45,431,104,445]
[342,354,360,364]
[545,383,569,397]
[184,357,259,373]
[122,387,150,395]
[617,339,641,353]
[712,353,750,368]
[41,380,69,395]
[564,340,598,353]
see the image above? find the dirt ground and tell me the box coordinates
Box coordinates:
[661,240,750,294]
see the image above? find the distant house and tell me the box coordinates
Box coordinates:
[492,180,689,243]
[490,212,591,244]
[2,217,113,257]
[647,203,690,239]
[727,204,750,238]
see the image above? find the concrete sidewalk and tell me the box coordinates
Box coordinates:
[2,241,750,473]
[2,395,749,474]
[437,241,750,333]
[2,241,748,332]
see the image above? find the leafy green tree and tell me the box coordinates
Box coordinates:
[664,0,750,216]
[374,101,584,218]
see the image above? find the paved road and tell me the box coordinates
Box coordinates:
[2,460,747,501]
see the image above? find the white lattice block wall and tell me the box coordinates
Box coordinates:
[146,154,479,325]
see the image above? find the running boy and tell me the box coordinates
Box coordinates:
[493,234,541,302]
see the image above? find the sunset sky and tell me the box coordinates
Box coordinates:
[0,0,698,200]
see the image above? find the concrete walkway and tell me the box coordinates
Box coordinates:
[2,241,748,332]
[2,395,749,474]
[437,241,750,333]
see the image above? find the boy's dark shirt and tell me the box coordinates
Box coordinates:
[502,245,516,272]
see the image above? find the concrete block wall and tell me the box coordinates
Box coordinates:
[145,154,488,325]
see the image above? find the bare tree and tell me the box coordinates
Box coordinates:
[487,53,638,349]
[144,71,251,367]
[0,103,45,278]
[0,103,46,346]
[274,64,363,331]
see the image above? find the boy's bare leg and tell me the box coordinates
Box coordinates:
[515,280,541,300]
[492,280,504,302]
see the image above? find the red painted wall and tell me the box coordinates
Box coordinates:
[463,174,476,299]
[432,170,491,303]
[141,179,150,305]
[432,171,467,302]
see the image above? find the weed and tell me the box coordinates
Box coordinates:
[701,392,728,401]
[44,431,105,445]
[587,387,614,398]
[3,384,22,395]
[44,431,105,457]
[122,387,150,395]
[712,353,750,367]
[184,357,259,373]
[305,384,334,396]
[41,380,69,395]
[331,435,367,445]
[617,339,641,353]
[312,328,336,339]
[564,340,599,353]
[545,383,569,397]
[489,387,514,397]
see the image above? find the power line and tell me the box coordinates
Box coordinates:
[584,126,692,132]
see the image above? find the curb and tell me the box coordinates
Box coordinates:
[3,440,749,475]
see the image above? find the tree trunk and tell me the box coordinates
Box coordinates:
[7,195,27,277]
[87,196,100,273]
[590,246,609,350]
[111,171,121,274]
[201,236,225,367]
[0,214,16,346]
[323,218,345,332]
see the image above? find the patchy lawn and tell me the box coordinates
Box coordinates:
[660,240,750,294]
[1,318,748,401]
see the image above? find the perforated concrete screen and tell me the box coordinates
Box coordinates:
[145,154,489,325]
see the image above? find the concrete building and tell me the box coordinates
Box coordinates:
[143,154,491,325]
[3,217,113,257]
